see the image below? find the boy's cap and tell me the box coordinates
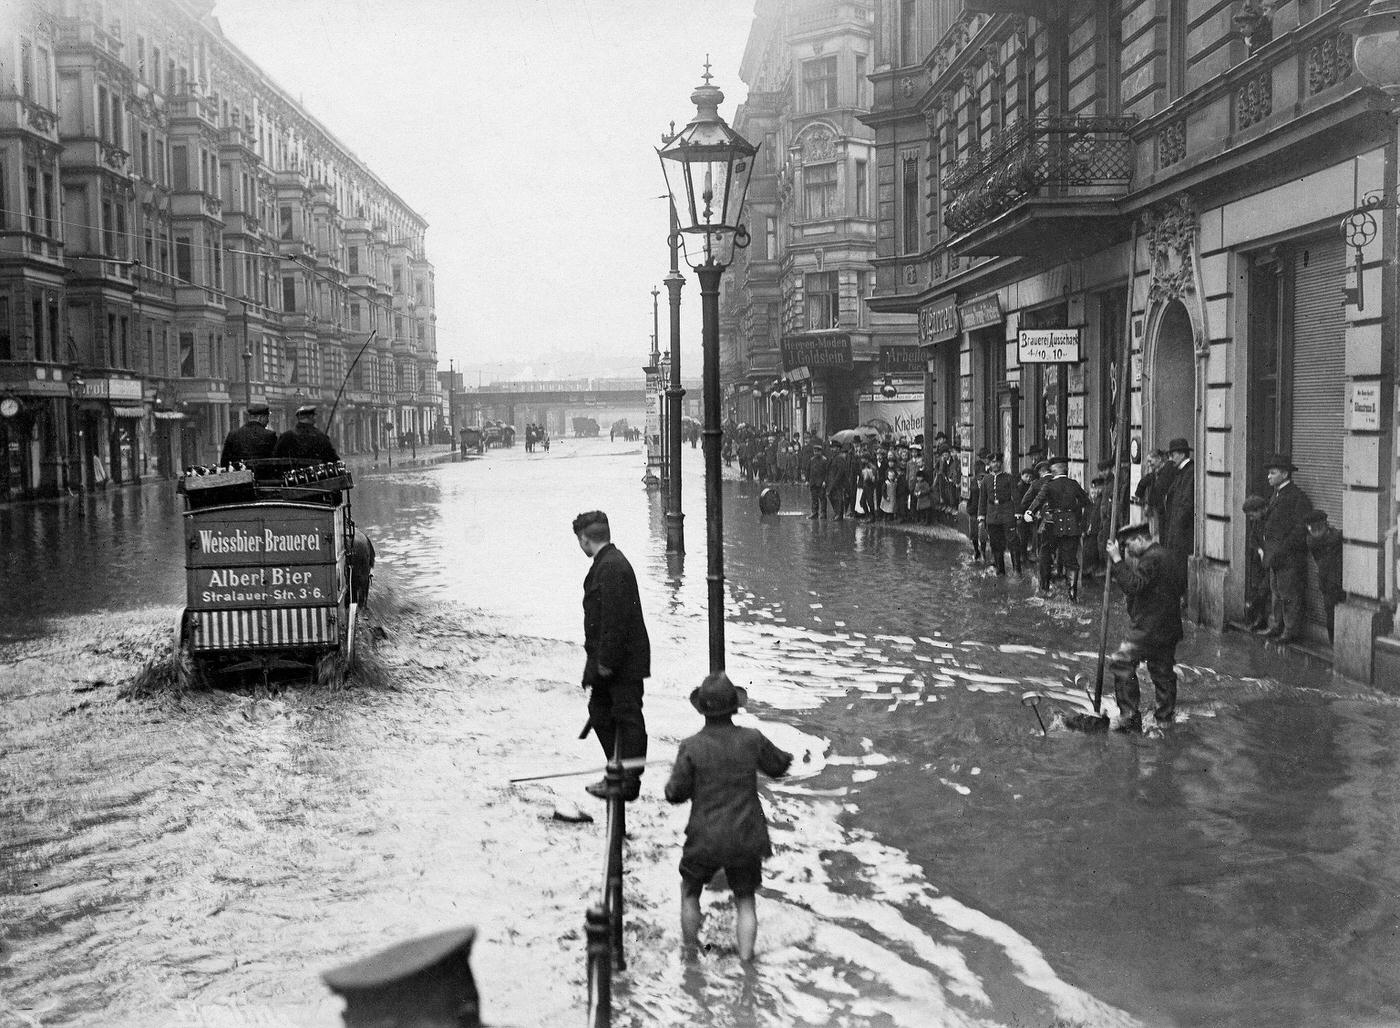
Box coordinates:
[690,671,747,717]
[1242,494,1268,514]
[1303,509,1329,526]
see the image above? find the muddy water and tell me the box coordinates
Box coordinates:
[2,440,1398,1027]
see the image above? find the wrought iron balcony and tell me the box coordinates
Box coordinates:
[942,116,1136,255]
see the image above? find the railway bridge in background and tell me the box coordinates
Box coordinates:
[451,377,703,438]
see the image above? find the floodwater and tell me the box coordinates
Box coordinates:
[2,439,1398,1028]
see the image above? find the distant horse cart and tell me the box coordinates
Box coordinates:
[572,417,600,438]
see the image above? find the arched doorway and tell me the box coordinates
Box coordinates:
[1148,300,1196,451]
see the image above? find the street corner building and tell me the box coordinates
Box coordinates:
[0,0,442,500]
[721,0,1400,686]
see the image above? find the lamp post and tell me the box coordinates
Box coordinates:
[663,198,686,554]
[658,61,758,673]
[1341,0,1400,619]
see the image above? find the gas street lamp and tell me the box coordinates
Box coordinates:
[658,60,758,673]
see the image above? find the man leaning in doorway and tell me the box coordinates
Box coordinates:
[1256,454,1312,645]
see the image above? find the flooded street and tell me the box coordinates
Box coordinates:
[3,440,1399,1028]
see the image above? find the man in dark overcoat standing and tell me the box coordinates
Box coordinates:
[1258,454,1312,644]
[574,510,651,800]
[826,443,852,520]
[1161,437,1195,597]
[1105,520,1184,731]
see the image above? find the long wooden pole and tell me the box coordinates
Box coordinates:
[1093,221,1140,714]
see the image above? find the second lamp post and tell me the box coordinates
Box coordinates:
[657,63,758,673]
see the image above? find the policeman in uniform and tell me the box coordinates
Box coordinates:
[1024,456,1089,600]
[977,453,1021,575]
[1257,453,1311,643]
[273,404,341,462]
[1105,520,1184,731]
[218,401,276,466]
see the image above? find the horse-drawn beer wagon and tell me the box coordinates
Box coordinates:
[177,459,370,687]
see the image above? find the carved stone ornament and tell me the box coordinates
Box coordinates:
[901,77,916,98]
[799,126,839,162]
[1143,196,1204,346]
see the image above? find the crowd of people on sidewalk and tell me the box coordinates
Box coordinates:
[721,424,1344,642]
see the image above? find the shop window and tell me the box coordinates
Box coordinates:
[804,162,838,220]
[805,271,841,330]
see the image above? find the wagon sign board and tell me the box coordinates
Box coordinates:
[1017,328,1082,364]
[185,504,343,610]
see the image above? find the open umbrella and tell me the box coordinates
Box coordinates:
[863,417,893,436]
[829,426,880,446]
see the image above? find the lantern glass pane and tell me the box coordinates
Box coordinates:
[1354,29,1400,90]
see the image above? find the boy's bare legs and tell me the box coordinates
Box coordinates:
[735,895,758,962]
[681,887,703,956]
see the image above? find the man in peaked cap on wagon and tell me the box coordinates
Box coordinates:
[219,401,276,466]
[1257,453,1312,644]
[274,404,340,462]
[1105,519,1185,731]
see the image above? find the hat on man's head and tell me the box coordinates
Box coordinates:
[1033,459,1050,474]
[1242,494,1269,514]
[986,451,1003,464]
[296,404,317,417]
[1048,455,1070,467]
[976,446,992,459]
[246,401,270,416]
[1303,509,1329,526]
[1263,453,1297,473]
[1167,437,1193,454]
[1115,520,1153,543]
[689,671,748,717]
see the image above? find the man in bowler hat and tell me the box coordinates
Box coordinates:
[665,672,793,961]
[274,404,340,462]
[574,510,650,800]
[219,401,276,466]
[1105,520,1184,731]
[1257,454,1312,644]
[1161,437,1195,597]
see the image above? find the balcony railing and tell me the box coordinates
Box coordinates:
[943,116,1136,235]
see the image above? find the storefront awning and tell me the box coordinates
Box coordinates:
[112,406,147,419]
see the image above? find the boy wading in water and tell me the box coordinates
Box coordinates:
[664,672,793,961]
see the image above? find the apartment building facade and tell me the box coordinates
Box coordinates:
[0,0,440,500]
[726,0,920,438]
[863,0,1398,682]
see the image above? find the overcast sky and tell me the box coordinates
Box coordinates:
[213,0,758,380]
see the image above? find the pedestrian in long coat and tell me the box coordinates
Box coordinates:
[665,672,792,962]
[1024,458,1088,598]
[1259,455,1312,643]
[1161,437,1195,596]
[1304,509,1343,643]
[573,510,651,800]
[806,445,830,519]
[826,445,852,519]
[1105,521,1185,730]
